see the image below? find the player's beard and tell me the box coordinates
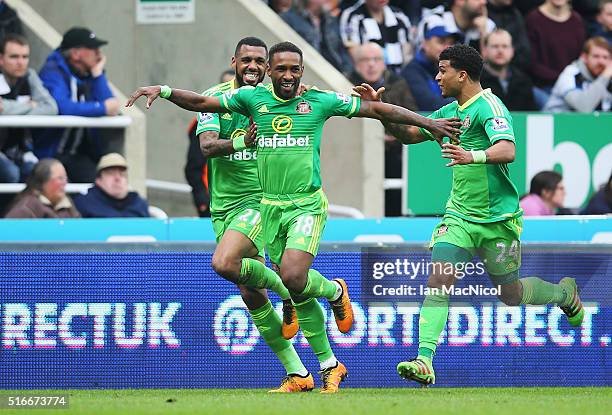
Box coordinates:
[273,77,300,99]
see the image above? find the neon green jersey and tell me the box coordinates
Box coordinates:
[419,88,521,223]
[196,79,261,215]
[220,84,361,195]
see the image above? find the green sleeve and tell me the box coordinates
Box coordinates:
[322,90,361,118]
[483,114,515,143]
[195,111,220,135]
[219,86,254,117]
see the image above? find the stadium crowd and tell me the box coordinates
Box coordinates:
[270,0,612,215]
[0,1,148,218]
[0,0,610,218]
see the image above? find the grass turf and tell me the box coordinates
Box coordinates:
[1,388,610,415]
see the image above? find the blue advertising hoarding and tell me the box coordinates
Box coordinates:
[0,244,610,389]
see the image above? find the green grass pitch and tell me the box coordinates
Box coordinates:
[1,388,610,415]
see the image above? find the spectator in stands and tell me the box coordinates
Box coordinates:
[417,0,496,53]
[349,42,417,216]
[401,26,456,111]
[0,0,23,40]
[185,117,210,217]
[73,153,148,218]
[0,34,57,183]
[282,0,353,75]
[544,37,612,112]
[487,0,531,69]
[4,158,80,218]
[520,171,565,216]
[594,0,612,45]
[350,42,417,110]
[480,29,537,110]
[526,0,586,109]
[340,0,412,72]
[36,27,120,183]
[581,171,612,214]
[269,0,293,14]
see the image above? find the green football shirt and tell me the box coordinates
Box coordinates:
[419,88,521,223]
[220,84,361,195]
[196,79,262,215]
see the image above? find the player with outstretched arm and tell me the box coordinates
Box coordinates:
[126,41,462,393]
[353,44,585,386]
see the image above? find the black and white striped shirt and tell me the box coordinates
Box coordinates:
[417,6,496,52]
[340,0,411,71]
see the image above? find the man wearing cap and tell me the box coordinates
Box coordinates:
[35,26,120,182]
[401,26,456,111]
[73,152,149,218]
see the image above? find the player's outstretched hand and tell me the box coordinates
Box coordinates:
[244,122,258,147]
[428,118,462,147]
[441,142,473,167]
[352,83,385,101]
[126,85,162,109]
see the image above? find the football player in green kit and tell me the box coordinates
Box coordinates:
[353,44,584,386]
[193,37,313,393]
[126,41,461,392]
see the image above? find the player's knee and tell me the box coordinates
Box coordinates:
[427,272,454,290]
[211,252,240,281]
[279,267,306,293]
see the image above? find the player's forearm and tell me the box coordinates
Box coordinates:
[168,89,224,113]
[199,132,237,158]
[485,140,515,164]
[382,121,429,145]
[369,101,434,129]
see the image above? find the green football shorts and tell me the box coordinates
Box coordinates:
[260,189,328,265]
[430,214,523,282]
[212,204,264,258]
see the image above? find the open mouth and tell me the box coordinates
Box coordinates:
[243,72,259,84]
[280,80,295,91]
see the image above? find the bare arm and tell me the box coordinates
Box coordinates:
[200,123,257,158]
[483,139,515,164]
[380,122,432,145]
[199,131,233,158]
[125,85,228,113]
[352,83,461,145]
[441,139,515,167]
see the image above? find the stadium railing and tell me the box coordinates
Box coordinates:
[6,0,147,196]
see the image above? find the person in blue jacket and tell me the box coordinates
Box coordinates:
[401,26,457,111]
[35,27,120,182]
[73,153,149,218]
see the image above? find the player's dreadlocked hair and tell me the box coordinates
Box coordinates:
[234,37,268,56]
[439,44,483,81]
[268,41,303,63]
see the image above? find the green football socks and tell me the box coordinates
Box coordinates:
[239,258,290,300]
[298,269,340,301]
[293,297,335,363]
[249,301,307,376]
[519,277,568,305]
[417,293,450,360]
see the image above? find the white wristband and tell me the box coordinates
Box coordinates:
[471,150,487,164]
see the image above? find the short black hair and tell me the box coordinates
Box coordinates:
[234,37,268,56]
[268,41,303,63]
[439,44,483,81]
